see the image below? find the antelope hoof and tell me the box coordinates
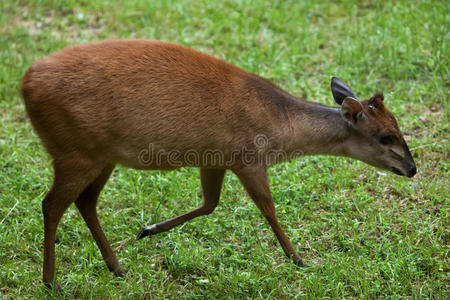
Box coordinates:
[108,263,126,277]
[136,224,159,240]
[44,281,63,293]
[292,253,308,267]
[113,266,126,277]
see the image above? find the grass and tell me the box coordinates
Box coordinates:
[0,0,448,298]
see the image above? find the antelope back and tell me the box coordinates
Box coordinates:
[20,40,287,169]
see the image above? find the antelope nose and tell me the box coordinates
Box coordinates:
[407,164,417,178]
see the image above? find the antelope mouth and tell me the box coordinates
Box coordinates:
[390,166,403,176]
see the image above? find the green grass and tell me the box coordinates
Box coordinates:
[0,0,448,298]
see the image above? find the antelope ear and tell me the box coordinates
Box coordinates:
[331,77,359,105]
[368,92,384,109]
[341,97,364,126]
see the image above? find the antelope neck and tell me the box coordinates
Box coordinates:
[285,100,351,157]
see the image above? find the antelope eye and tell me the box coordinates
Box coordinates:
[379,135,395,145]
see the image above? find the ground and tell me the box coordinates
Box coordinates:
[0,0,448,298]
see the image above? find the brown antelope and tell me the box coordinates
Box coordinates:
[20,40,416,289]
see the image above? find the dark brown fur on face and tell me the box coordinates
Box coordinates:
[353,93,416,175]
[20,40,416,289]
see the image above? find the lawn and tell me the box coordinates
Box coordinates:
[0,0,448,298]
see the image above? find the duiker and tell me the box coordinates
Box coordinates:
[20,40,416,289]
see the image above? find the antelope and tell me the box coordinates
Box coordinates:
[20,40,416,289]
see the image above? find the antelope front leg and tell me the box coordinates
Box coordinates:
[233,166,306,267]
[137,168,225,239]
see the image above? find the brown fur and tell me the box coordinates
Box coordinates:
[20,40,416,289]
